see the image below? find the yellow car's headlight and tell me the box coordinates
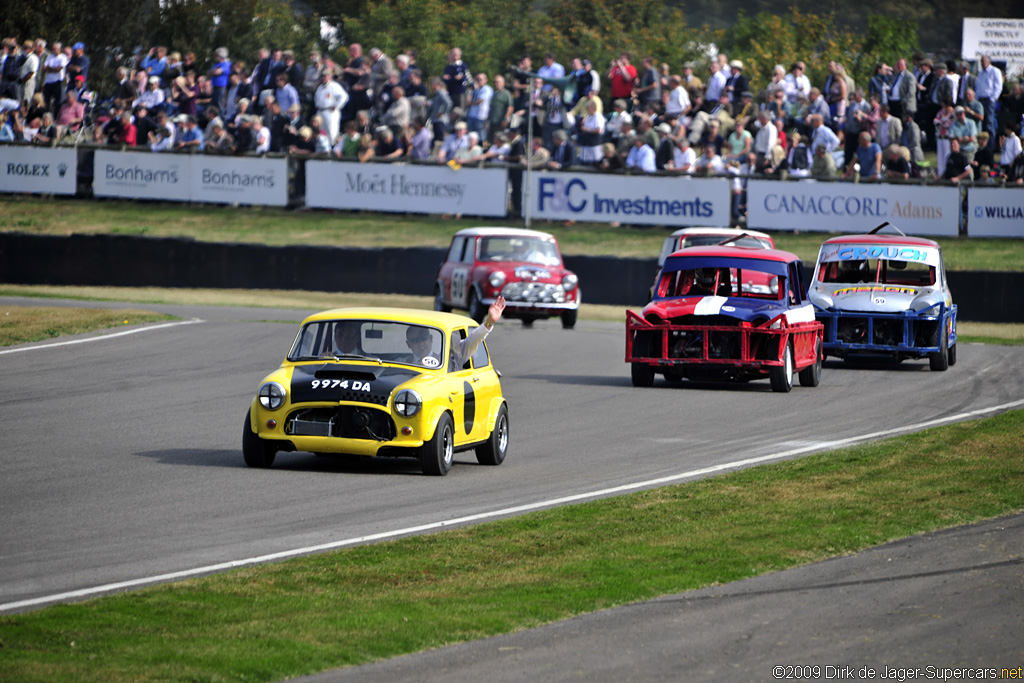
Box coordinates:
[394,389,422,417]
[258,381,287,410]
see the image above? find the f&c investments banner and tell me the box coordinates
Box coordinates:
[526,172,732,227]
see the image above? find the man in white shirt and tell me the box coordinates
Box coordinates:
[664,75,690,117]
[783,61,811,105]
[1000,121,1022,177]
[41,41,67,114]
[976,55,1004,150]
[752,111,778,170]
[315,69,347,145]
[705,61,726,105]
[625,136,656,173]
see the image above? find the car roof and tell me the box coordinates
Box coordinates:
[301,307,475,329]
[454,227,557,240]
[667,245,800,263]
[822,234,940,248]
[668,227,772,240]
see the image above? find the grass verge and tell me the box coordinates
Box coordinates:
[0,305,177,347]
[1,284,1020,340]
[2,195,1023,270]
[1,408,1022,682]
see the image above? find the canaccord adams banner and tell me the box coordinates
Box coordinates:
[966,187,1024,237]
[0,147,77,195]
[305,161,509,217]
[746,180,962,236]
[526,172,731,227]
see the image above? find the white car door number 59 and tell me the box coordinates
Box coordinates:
[451,268,470,305]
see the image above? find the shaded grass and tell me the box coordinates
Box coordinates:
[1,195,1022,269]
[1,409,1022,682]
[0,305,177,347]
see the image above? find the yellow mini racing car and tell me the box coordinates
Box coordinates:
[243,308,509,476]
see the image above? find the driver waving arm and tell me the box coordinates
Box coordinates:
[454,296,505,368]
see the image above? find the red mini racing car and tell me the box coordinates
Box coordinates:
[627,245,824,392]
[434,227,580,328]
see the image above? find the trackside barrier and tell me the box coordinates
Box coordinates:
[0,147,78,195]
[0,232,1020,321]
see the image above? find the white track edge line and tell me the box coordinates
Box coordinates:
[0,319,204,355]
[3,396,1022,613]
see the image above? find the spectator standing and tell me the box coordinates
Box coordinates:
[752,112,777,170]
[809,113,840,155]
[900,111,924,164]
[341,44,370,119]
[536,52,565,90]
[488,74,513,141]
[845,131,882,180]
[890,58,915,119]
[868,62,892,108]
[682,62,703,101]
[140,47,168,85]
[442,47,471,109]
[66,43,89,92]
[467,72,493,141]
[428,75,453,143]
[607,53,636,110]
[975,55,1003,150]
[876,105,901,153]
[577,99,605,164]
[1000,122,1022,177]
[823,61,847,129]
[383,85,411,138]
[664,75,690,118]
[705,61,726,109]
[20,40,43,108]
[933,101,956,177]
[956,62,976,106]
[41,42,67,115]
[725,60,748,105]
[408,116,432,159]
[949,105,978,163]
[635,56,661,113]
[208,47,231,112]
[315,68,347,145]
[274,73,300,118]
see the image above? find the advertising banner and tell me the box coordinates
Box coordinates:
[190,156,288,206]
[746,180,962,236]
[962,18,1024,75]
[306,161,508,217]
[966,187,1024,237]
[0,147,77,195]
[525,172,732,227]
[94,150,190,201]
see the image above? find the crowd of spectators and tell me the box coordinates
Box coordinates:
[3,34,1024,195]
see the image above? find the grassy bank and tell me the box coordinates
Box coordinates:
[0,305,176,347]
[1,408,1021,681]
[2,195,1023,270]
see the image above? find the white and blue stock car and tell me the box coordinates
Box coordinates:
[807,223,957,371]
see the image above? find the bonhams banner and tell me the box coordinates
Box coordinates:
[305,161,509,216]
[0,147,77,195]
[745,180,962,236]
[93,151,287,205]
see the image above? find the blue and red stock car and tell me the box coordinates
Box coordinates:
[807,223,957,370]
[627,244,824,392]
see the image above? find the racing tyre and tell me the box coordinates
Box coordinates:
[798,338,822,388]
[561,308,578,329]
[476,403,509,466]
[468,290,487,323]
[948,343,957,366]
[929,329,949,371]
[242,409,276,468]
[421,412,454,476]
[631,331,656,387]
[434,285,451,313]
[769,342,794,393]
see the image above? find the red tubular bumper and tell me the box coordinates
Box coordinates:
[625,310,823,370]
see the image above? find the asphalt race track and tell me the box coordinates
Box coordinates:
[2,297,1023,658]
